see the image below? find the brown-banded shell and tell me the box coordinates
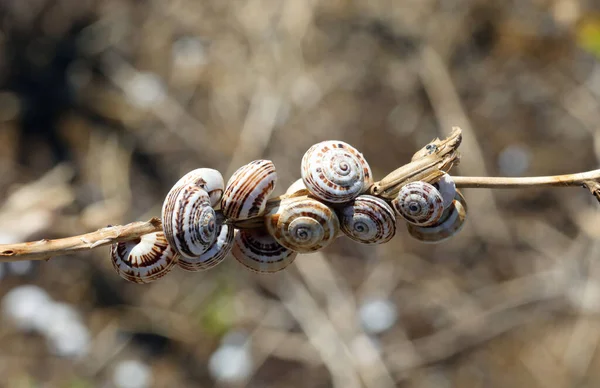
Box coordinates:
[111,232,179,284]
[433,173,456,209]
[162,182,217,259]
[301,140,372,203]
[407,190,467,243]
[178,224,234,272]
[221,160,277,220]
[232,228,297,273]
[392,181,444,226]
[339,195,396,245]
[171,168,224,207]
[265,197,340,253]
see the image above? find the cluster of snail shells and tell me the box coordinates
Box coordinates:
[110,141,467,284]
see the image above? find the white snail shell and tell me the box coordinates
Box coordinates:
[111,232,179,284]
[339,195,396,245]
[221,160,277,220]
[392,181,444,226]
[232,228,297,273]
[178,223,234,272]
[172,168,224,207]
[265,197,340,253]
[285,178,308,196]
[407,190,467,243]
[433,173,456,209]
[301,140,373,203]
[162,182,217,259]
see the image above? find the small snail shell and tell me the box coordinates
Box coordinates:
[172,168,224,207]
[339,195,396,245]
[221,160,277,220]
[433,173,456,209]
[232,228,297,273]
[111,232,179,284]
[407,190,467,243]
[162,182,217,258]
[178,223,234,272]
[265,197,340,253]
[285,178,307,196]
[301,140,373,203]
[392,182,444,226]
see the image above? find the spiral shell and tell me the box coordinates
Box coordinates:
[232,228,297,273]
[407,191,467,243]
[172,168,224,207]
[392,182,444,226]
[339,195,396,244]
[162,182,217,258]
[221,160,277,220]
[265,197,340,253]
[433,173,456,209]
[178,223,234,272]
[285,178,308,196]
[111,232,179,284]
[301,140,372,203]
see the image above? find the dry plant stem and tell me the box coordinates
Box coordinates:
[453,170,600,188]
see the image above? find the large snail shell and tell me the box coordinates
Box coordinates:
[232,228,297,273]
[265,197,340,253]
[172,168,224,207]
[221,160,277,220]
[162,182,217,258]
[392,182,444,226]
[111,232,179,284]
[178,223,234,272]
[301,140,373,203]
[433,173,456,209]
[407,190,467,243]
[285,178,308,196]
[339,195,396,245]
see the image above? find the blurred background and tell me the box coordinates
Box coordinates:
[2,0,600,387]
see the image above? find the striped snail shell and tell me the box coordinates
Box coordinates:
[178,223,234,272]
[162,182,217,259]
[407,190,467,243]
[301,140,373,203]
[433,173,456,209]
[285,178,308,196]
[339,195,396,245]
[172,168,224,207]
[232,228,297,273]
[392,181,445,226]
[111,232,179,284]
[265,197,340,253]
[221,160,277,220]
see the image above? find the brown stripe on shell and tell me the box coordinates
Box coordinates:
[232,228,297,273]
[111,232,179,284]
[170,168,225,207]
[221,160,277,220]
[392,181,444,226]
[339,195,396,245]
[178,223,234,272]
[406,190,467,243]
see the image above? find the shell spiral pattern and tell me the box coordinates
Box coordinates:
[162,182,217,259]
[392,182,445,226]
[265,197,340,253]
[232,228,297,273]
[407,190,468,243]
[111,232,179,284]
[301,141,372,203]
[339,195,396,245]
[221,160,277,220]
[171,168,224,207]
[178,224,234,272]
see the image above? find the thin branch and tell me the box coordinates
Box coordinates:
[452,169,600,188]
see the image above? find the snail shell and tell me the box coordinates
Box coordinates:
[433,173,456,209]
[221,160,277,220]
[111,232,179,284]
[285,178,308,196]
[301,140,372,203]
[407,190,467,243]
[162,182,217,258]
[232,228,297,273]
[178,223,234,272]
[172,168,224,207]
[339,195,396,245]
[265,197,340,253]
[392,181,444,226]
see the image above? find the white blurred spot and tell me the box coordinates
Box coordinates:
[497,144,531,177]
[359,298,398,334]
[172,37,207,68]
[124,72,166,108]
[208,344,253,383]
[113,360,153,388]
[2,285,51,331]
[47,321,90,358]
[41,302,82,337]
[8,260,33,275]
